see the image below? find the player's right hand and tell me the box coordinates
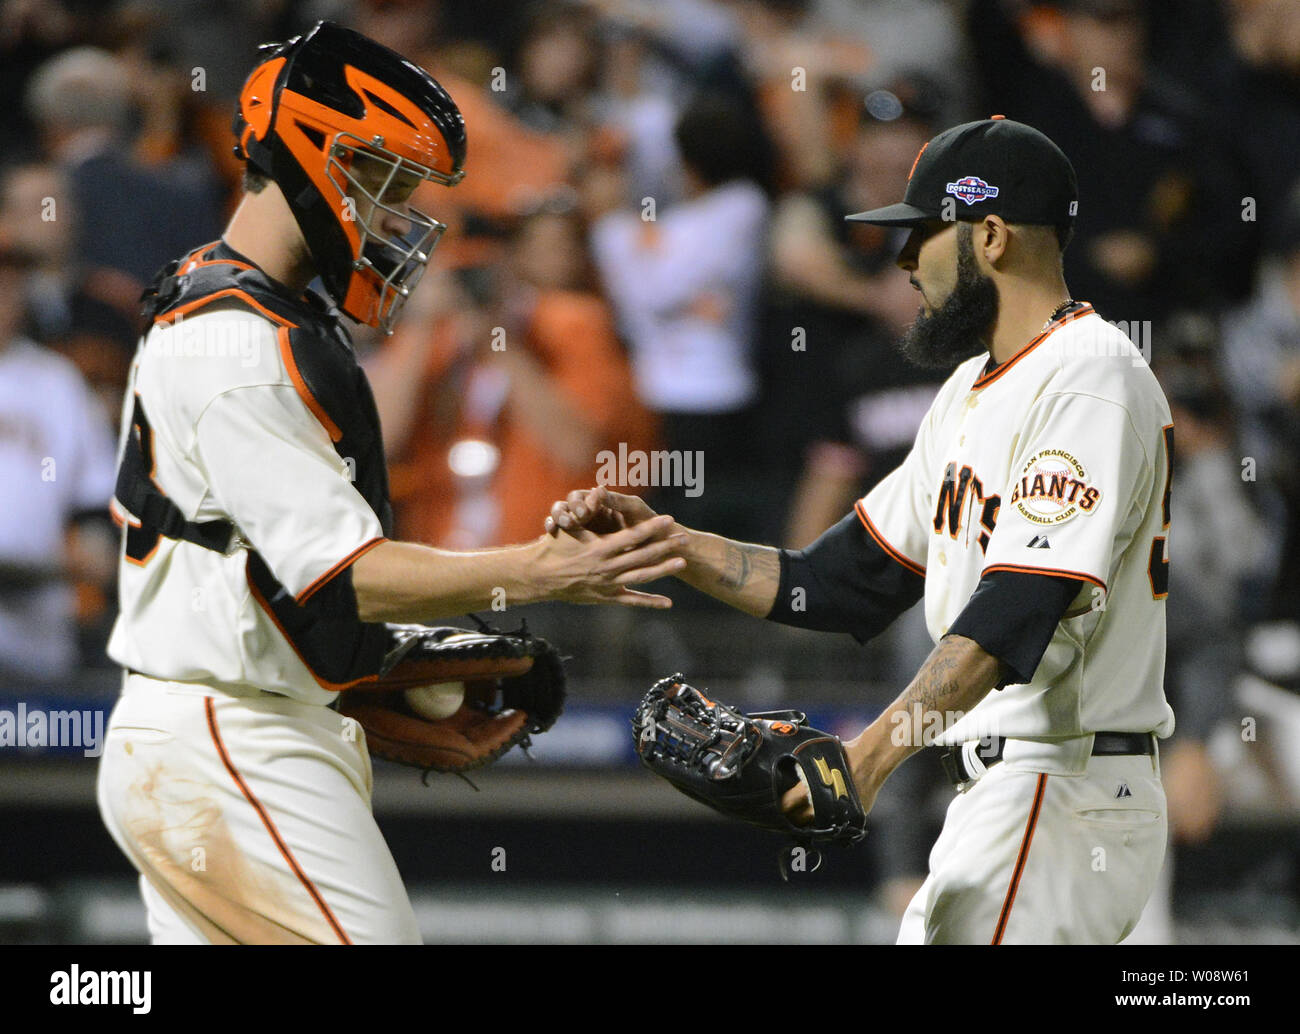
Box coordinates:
[534,512,686,609]
[545,485,658,537]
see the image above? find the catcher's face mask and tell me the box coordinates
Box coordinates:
[327,135,455,332]
[233,20,466,333]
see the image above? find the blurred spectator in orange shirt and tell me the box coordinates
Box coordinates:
[368,196,656,548]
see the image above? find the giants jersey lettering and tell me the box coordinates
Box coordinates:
[858,306,1175,742]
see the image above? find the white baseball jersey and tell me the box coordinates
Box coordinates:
[107,301,385,705]
[856,304,1175,743]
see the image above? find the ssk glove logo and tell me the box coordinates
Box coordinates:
[1010,448,1102,526]
[946,176,1000,206]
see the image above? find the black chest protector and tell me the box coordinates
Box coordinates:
[116,242,394,689]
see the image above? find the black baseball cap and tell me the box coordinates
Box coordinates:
[846,116,1078,231]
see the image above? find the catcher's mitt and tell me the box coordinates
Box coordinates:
[338,620,565,775]
[632,674,867,861]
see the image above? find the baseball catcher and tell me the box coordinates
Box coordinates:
[632,674,866,872]
[95,20,686,945]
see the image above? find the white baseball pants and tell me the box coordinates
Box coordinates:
[897,745,1167,944]
[97,672,420,944]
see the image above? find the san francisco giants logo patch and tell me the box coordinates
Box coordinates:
[1010,448,1101,526]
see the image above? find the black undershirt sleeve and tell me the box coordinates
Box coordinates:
[947,570,1083,688]
[767,511,925,644]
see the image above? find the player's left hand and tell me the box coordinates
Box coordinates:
[781,778,816,826]
[781,734,881,826]
[633,675,868,847]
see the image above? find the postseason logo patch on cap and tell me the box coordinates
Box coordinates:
[946,176,999,206]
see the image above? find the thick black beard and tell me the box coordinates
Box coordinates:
[895,224,1000,370]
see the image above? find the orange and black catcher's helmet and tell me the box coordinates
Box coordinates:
[232,21,466,332]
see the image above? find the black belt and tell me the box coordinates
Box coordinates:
[939,732,1155,789]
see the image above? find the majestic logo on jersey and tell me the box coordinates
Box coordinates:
[933,462,1001,552]
[945,176,999,206]
[1010,449,1102,526]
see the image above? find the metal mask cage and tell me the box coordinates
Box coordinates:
[326,130,457,333]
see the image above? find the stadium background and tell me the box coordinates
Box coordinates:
[1,0,1298,944]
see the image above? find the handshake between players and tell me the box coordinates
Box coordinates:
[544,484,861,826]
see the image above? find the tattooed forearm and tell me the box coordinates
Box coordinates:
[876,634,1004,751]
[679,533,780,617]
[718,542,756,588]
[901,636,973,714]
[840,636,1005,808]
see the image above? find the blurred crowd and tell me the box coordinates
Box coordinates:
[1,0,1299,925]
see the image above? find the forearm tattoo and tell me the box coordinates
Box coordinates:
[717,542,773,590]
[891,635,1002,747]
[718,542,752,588]
[903,636,968,714]
[700,540,781,615]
